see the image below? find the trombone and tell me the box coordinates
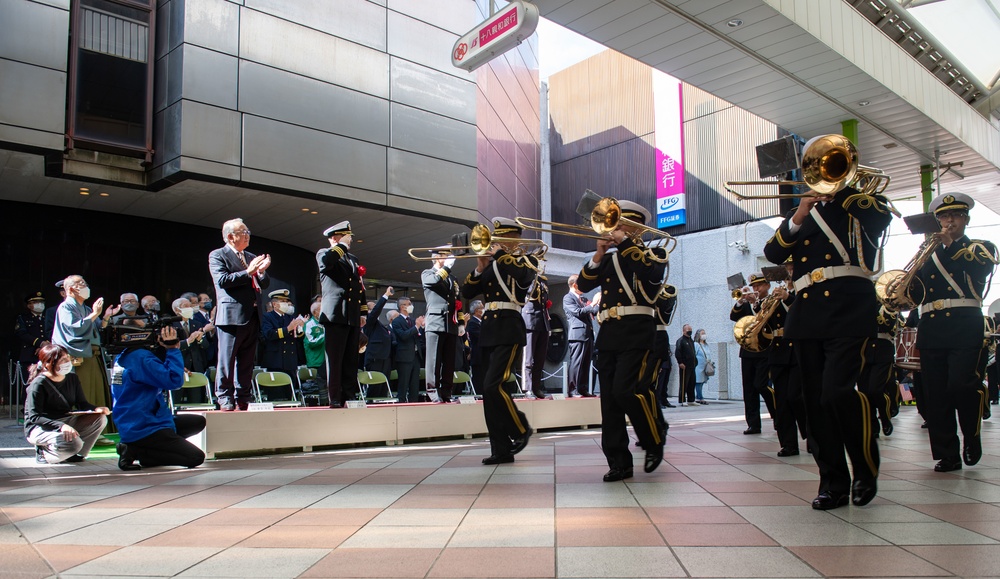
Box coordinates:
[724,134,897,215]
[407,224,547,260]
[517,190,677,253]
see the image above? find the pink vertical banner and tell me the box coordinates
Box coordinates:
[653,70,685,228]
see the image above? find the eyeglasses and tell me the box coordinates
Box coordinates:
[233,230,251,237]
[74,282,89,288]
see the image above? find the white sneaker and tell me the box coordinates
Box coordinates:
[680,402,688,407]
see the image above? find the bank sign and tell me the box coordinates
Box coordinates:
[653,70,685,228]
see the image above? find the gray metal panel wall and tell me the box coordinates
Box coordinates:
[474,0,541,226]
[0,0,69,150]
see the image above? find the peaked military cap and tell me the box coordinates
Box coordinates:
[26,292,44,303]
[748,273,768,285]
[929,192,974,215]
[618,200,651,225]
[54,280,64,289]
[268,289,291,300]
[323,221,352,237]
[491,217,522,236]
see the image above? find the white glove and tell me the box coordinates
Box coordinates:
[444,257,456,269]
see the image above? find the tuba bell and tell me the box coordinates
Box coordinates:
[874,232,947,310]
[732,293,783,352]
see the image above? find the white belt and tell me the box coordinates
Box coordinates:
[596,305,655,324]
[656,324,668,332]
[485,301,522,313]
[793,265,868,292]
[877,332,893,341]
[919,298,981,315]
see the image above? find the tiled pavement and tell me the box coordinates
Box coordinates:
[2,401,1000,578]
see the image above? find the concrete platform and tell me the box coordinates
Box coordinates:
[190,398,602,458]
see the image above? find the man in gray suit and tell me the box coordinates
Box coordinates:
[422,247,459,403]
[392,296,423,403]
[563,274,600,397]
[317,221,366,408]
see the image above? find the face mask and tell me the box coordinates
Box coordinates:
[701,335,708,342]
[406,305,414,315]
[201,300,212,310]
[56,361,73,376]
[179,307,194,319]
[280,303,294,315]
[78,287,91,300]
[121,303,138,313]
[148,302,160,312]
[31,303,44,313]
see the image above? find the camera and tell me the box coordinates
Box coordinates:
[103,315,182,353]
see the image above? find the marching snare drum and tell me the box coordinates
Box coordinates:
[894,327,920,370]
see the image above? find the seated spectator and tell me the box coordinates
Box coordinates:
[261,290,306,387]
[304,302,325,370]
[194,292,217,367]
[171,297,208,372]
[112,326,206,470]
[111,293,146,327]
[141,295,161,322]
[24,343,110,464]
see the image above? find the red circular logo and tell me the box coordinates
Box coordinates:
[454,43,468,61]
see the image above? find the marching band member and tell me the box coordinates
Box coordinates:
[767,271,808,457]
[911,193,998,472]
[858,303,902,438]
[652,285,677,409]
[730,274,777,434]
[575,201,668,482]
[461,218,536,464]
[763,183,893,510]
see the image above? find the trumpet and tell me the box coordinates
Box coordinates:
[731,286,753,300]
[725,134,896,215]
[407,224,547,261]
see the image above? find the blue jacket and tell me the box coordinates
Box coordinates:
[111,348,185,443]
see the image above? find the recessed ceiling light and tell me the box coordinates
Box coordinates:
[727,18,742,27]
[301,208,309,212]
[310,211,318,215]
[79,188,89,196]
[99,192,109,197]
[858,100,871,106]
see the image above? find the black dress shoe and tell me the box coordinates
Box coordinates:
[881,421,893,436]
[983,405,992,420]
[663,402,675,408]
[811,491,849,510]
[934,459,962,472]
[921,421,928,429]
[851,478,877,506]
[743,428,761,435]
[237,402,249,411]
[580,393,596,398]
[482,455,514,465]
[963,436,982,466]
[511,427,532,455]
[777,448,799,457]
[602,468,634,482]
[64,454,85,463]
[644,445,664,473]
[117,443,141,471]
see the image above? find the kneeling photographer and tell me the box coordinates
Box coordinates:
[110,324,206,471]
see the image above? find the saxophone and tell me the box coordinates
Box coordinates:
[875,233,944,311]
[732,292,783,352]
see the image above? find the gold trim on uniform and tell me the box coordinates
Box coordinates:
[842,192,889,214]
[579,266,598,280]
[277,328,285,339]
[773,229,794,248]
[437,269,449,280]
[499,345,527,434]
[856,390,878,477]
[952,241,1000,265]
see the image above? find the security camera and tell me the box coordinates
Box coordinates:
[728,240,750,254]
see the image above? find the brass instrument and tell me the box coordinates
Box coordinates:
[407,224,547,260]
[732,292,783,352]
[732,286,753,300]
[725,134,896,215]
[516,191,677,253]
[874,234,943,310]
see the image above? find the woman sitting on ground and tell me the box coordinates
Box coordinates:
[24,344,110,464]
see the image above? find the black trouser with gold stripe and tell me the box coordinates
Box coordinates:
[481,344,530,458]
[796,337,879,496]
[921,347,984,462]
[596,348,664,471]
[770,362,807,451]
[858,338,896,432]
[741,355,774,431]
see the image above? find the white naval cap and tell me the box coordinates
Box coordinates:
[323,221,352,237]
